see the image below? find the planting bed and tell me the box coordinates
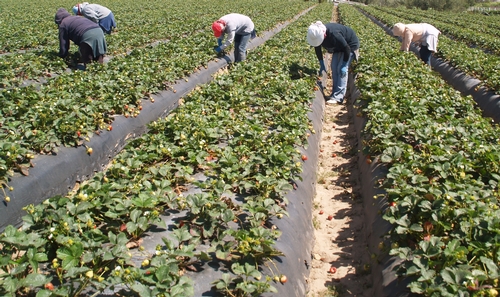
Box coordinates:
[0,2,328,296]
[3,1,500,297]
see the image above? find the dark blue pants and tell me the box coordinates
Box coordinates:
[419,45,432,66]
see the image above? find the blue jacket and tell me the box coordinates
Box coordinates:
[314,23,359,62]
[55,8,100,58]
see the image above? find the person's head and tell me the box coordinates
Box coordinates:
[72,4,81,15]
[212,20,226,38]
[55,8,71,25]
[392,23,406,37]
[306,21,327,47]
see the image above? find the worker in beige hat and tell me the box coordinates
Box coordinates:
[392,23,441,66]
[307,21,359,104]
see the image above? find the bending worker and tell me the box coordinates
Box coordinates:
[307,21,359,104]
[55,8,107,67]
[212,13,256,62]
[392,22,441,66]
[72,2,117,34]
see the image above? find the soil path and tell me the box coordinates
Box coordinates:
[306,5,373,297]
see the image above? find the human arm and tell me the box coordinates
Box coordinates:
[401,29,413,51]
[314,46,326,75]
[58,28,70,58]
[220,30,235,50]
[339,44,351,78]
[319,60,326,75]
[213,37,225,53]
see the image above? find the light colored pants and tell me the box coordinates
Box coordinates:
[234,33,251,62]
[330,51,354,101]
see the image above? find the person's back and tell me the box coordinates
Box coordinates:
[220,13,254,35]
[56,8,99,47]
[55,7,106,65]
[80,2,111,23]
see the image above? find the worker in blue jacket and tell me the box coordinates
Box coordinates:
[307,21,359,104]
[55,8,107,67]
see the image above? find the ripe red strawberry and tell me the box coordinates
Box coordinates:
[45,283,54,290]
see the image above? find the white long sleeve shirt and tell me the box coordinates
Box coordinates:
[80,2,112,23]
[218,13,254,50]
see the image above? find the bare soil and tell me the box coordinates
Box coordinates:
[305,6,373,297]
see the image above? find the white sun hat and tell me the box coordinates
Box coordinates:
[307,21,327,47]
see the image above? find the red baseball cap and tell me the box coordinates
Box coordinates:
[212,20,226,38]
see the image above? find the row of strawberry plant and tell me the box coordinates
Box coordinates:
[1,0,309,53]
[371,5,500,56]
[0,0,314,88]
[0,1,315,190]
[359,6,500,95]
[433,9,500,37]
[385,6,500,42]
[0,3,327,296]
[342,4,500,296]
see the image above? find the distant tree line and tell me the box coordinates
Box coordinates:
[353,0,482,11]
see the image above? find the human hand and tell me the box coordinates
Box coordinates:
[340,66,348,78]
[214,46,222,53]
[319,60,326,75]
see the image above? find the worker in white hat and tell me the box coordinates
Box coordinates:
[392,22,440,66]
[307,21,359,104]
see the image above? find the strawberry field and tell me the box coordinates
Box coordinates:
[1,0,323,296]
[2,0,500,296]
[342,4,500,297]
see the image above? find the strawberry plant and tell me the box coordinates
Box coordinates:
[1,1,323,296]
[0,0,316,191]
[342,4,500,296]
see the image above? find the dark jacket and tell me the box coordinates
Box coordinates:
[314,23,359,62]
[55,8,100,58]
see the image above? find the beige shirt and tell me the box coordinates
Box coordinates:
[400,23,441,52]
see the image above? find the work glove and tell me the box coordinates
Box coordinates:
[340,62,348,78]
[217,38,223,47]
[319,60,326,75]
[214,46,222,53]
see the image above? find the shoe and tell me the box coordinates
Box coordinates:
[326,97,343,104]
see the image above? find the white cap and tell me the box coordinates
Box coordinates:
[307,21,326,47]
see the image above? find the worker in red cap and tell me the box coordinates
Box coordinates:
[212,13,256,62]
